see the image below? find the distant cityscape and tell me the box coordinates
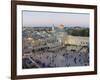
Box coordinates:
[22,9,90,69]
[22,24,89,69]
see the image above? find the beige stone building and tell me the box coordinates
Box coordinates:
[64,35,89,46]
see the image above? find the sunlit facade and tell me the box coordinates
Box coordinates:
[64,35,89,46]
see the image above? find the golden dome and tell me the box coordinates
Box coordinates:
[58,24,64,29]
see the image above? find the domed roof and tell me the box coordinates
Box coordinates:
[58,24,64,29]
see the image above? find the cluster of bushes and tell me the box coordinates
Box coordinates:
[65,27,89,37]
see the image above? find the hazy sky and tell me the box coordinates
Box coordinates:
[22,10,90,27]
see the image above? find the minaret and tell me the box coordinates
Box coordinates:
[52,24,55,33]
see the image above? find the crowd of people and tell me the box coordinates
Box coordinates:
[22,45,89,68]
